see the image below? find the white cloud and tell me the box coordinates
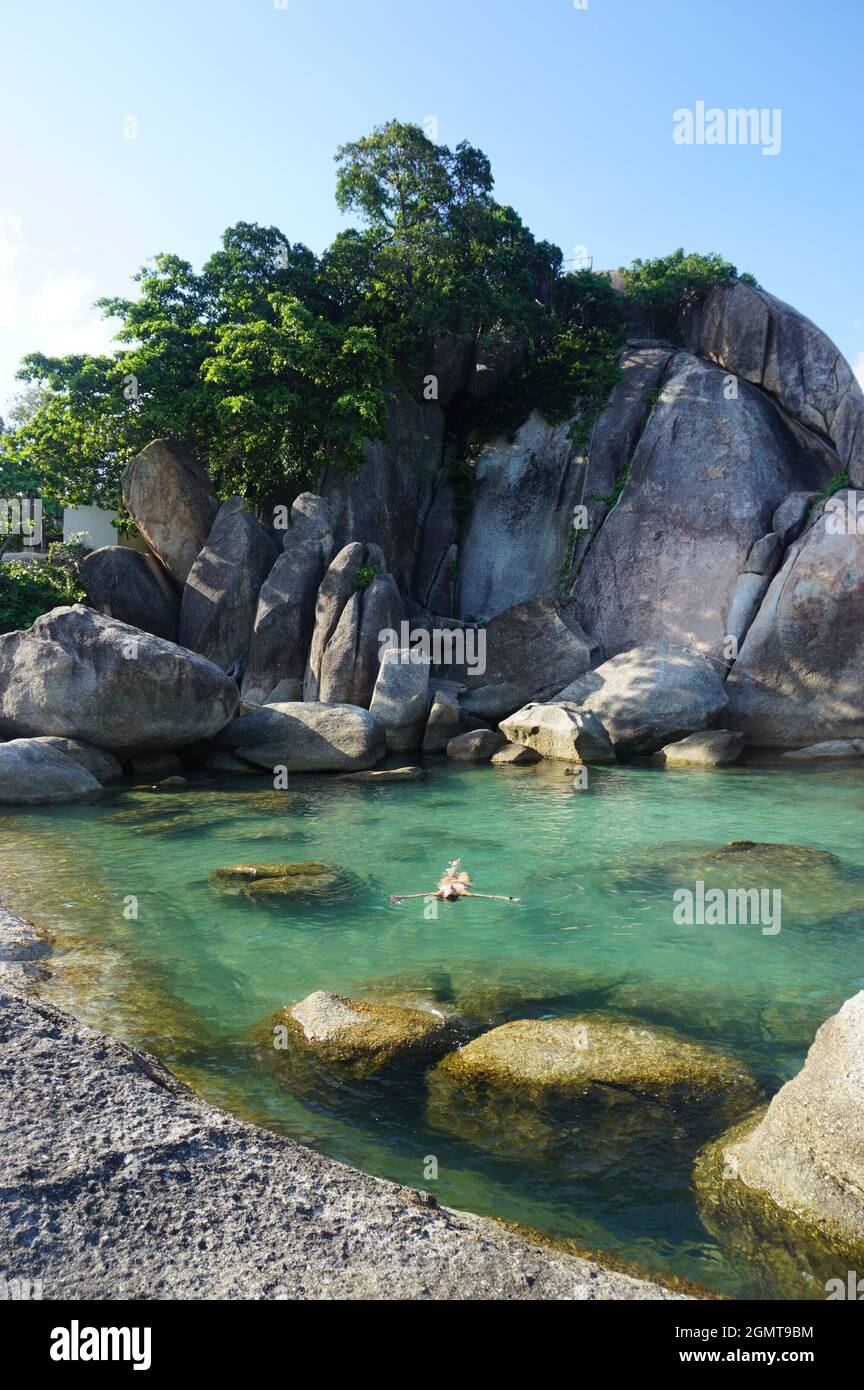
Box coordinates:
[0,212,119,414]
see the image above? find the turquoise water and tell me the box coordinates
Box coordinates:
[3,756,864,1298]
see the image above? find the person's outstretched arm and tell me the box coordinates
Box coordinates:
[389,891,439,902]
[464,892,520,902]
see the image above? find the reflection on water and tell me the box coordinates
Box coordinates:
[3,757,864,1298]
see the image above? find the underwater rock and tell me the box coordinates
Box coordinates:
[339,766,424,782]
[256,989,451,1090]
[210,861,356,903]
[427,1012,758,1170]
[655,730,745,766]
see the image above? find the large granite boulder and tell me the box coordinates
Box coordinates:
[80,546,180,642]
[572,354,834,661]
[304,542,402,707]
[726,495,864,746]
[32,736,123,783]
[556,643,728,755]
[179,497,278,671]
[499,704,615,763]
[242,495,334,706]
[0,738,103,804]
[122,439,219,583]
[427,1013,758,1167]
[446,729,506,762]
[695,992,864,1293]
[318,396,444,593]
[456,598,598,722]
[0,606,239,751]
[368,648,430,752]
[682,280,864,488]
[214,700,385,773]
[422,689,460,752]
[655,730,744,767]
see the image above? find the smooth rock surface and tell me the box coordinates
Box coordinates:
[726,495,864,745]
[81,545,180,641]
[655,730,745,767]
[304,542,402,707]
[216,701,385,773]
[369,648,430,752]
[122,439,219,583]
[557,643,729,755]
[446,729,506,762]
[422,689,461,752]
[781,739,864,761]
[31,736,123,783]
[499,703,615,763]
[0,606,240,752]
[179,497,279,671]
[572,353,833,660]
[0,738,103,804]
[457,598,598,722]
[490,742,542,766]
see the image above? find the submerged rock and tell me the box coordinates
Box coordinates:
[557,643,729,756]
[694,991,864,1295]
[0,606,239,752]
[499,704,614,763]
[655,730,745,767]
[0,738,103,804]
[256,989,450,1091]
[781,739,864,760]
[427,1012,758,1168]
[339,767,424,783]
[490,742,541,766]
[210,861,356,903]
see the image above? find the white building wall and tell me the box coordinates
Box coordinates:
[63,505,118,550]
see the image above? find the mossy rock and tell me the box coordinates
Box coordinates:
[612,838,864,923]
[252,990,454,1097]
[694,1113,864,1300]
[209,861,357,903]
[427,1012,759,1171]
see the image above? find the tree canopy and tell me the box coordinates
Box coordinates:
[0,121,751,513]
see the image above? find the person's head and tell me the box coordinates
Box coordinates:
[441,884,461,903]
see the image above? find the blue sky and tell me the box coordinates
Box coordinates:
[1,0,862,411]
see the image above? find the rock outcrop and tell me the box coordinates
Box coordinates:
[242,495,334,705]
[369,648,430,752]
[304,542,401,707]
[725,495,864,746]
[499,704,615,763]
[215,700,385,773]
[0,606,239,752]
[81,546,180,642]
[655,730,744,767]
[122,439,219,583]
[681,280,864,488]
[556,643,728,755]
[695,991,864,1288]
[32,736,123,783]
[446,729,506,762]
[0,738,103,804]
[263,990,449,1084]
[179,497,279,672]
[456,598,598,722]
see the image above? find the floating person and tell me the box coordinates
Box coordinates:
[390,859,519,904]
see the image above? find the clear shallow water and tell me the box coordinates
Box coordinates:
[3,757,864,1299]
